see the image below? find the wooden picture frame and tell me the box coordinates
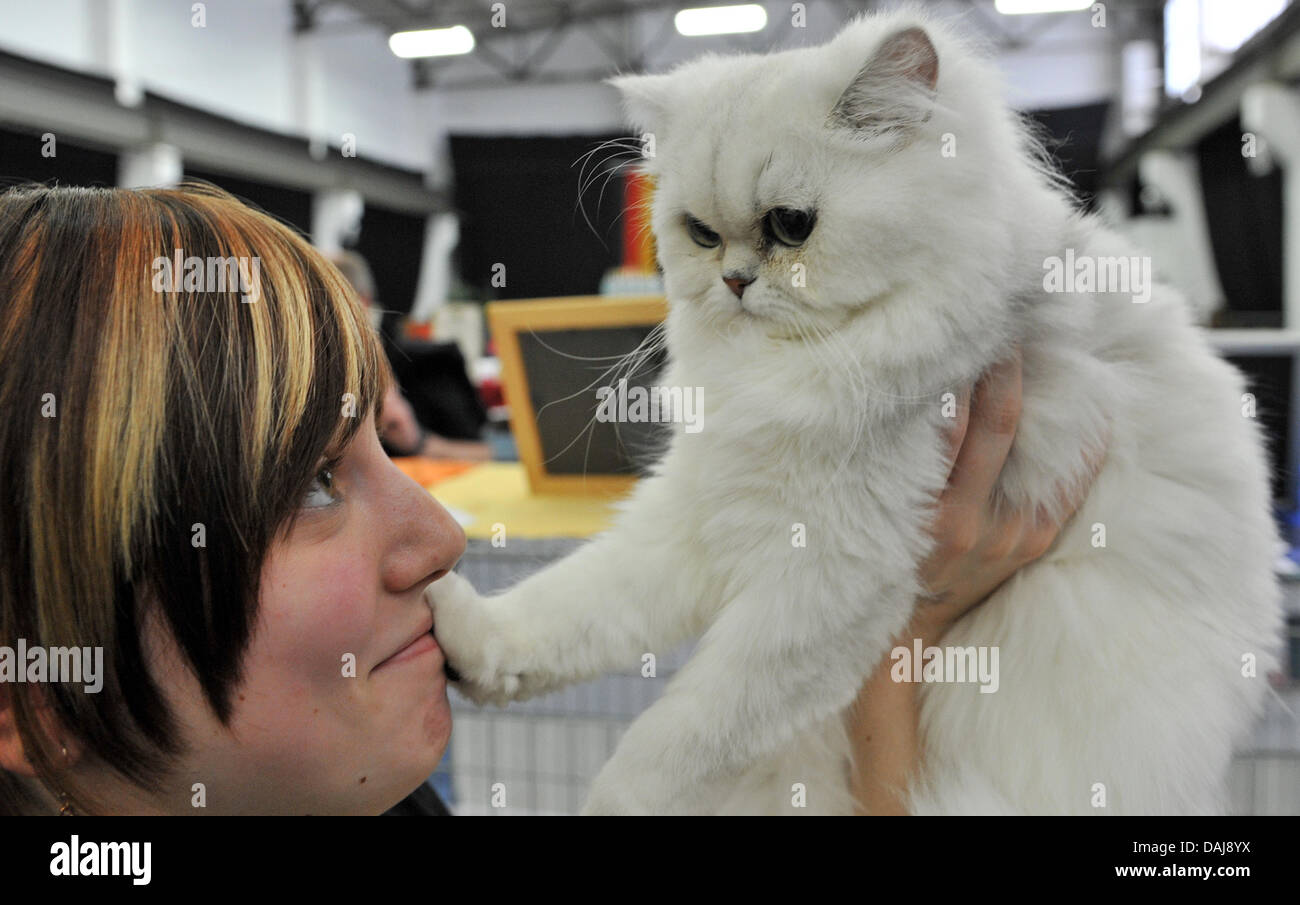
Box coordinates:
[487,295,668,495]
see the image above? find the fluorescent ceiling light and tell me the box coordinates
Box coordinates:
[675,4,767,36]
[389,25,475,58]
[995,0,1092,13]
[1202,0,1286,52]
[1164,0,1201,97]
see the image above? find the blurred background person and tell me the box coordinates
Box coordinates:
[328,250,492,462]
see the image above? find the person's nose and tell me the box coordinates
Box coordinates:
[383,470,466,596]
[723,273,754,299]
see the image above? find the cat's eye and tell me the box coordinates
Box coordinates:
[685,215,721,249]
[765,208,816,247]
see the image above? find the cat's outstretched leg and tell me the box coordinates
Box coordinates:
[427,478,700,706]
[579,577,915,814]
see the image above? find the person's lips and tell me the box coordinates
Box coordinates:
[374,618,439,672]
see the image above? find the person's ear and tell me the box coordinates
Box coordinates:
[0,683,37,777]
[0,685,80,776]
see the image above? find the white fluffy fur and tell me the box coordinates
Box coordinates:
[428,9,1283,814]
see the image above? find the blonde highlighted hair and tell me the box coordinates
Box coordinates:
[0,182,390,814]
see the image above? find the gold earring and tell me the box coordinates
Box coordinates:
[56,743,75,816]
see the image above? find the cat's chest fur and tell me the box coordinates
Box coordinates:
[654,351,957,622]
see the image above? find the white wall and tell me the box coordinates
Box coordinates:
[0,0,434,172]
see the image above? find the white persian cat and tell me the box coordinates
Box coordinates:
[429,9,1283,814]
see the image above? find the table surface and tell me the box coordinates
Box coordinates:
[393,458,624,539]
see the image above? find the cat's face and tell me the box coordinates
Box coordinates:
[611,16,1011,345]
[642,104,915,338]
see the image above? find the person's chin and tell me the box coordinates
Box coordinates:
[397,678,452,765]
[421,688,453,754]
[372,643,453,764]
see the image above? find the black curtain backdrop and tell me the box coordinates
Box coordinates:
[1197,115,1289,502]
[351,203,426,315]
[449,134,624,300]
[1226,354,1292,504]
[182,167,313,238]
[1026,101,1109,210]
[0,125,117,187]
[1198,115,1285,325]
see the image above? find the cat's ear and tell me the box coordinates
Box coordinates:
[607,72,676,136]
[829,26,939,140]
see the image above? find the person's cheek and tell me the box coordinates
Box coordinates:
[228,548,381,795]
[258,545,378,690]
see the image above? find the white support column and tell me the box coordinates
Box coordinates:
[1120,39,1162,138]
[88,0,143,107]
[410,212,460,325]
[1136,149,1227,324]
[311,188,364,253]
[1242,83,1300,330]
[118,143,183,189]
[291,27,329,160]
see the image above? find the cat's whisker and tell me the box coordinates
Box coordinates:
[572,140,645,197]
[575,149,640,203]
[592,157,642,230]
[531,348,641,423]
[571,138,645,173]
[573,139,648,241]
[536,326,668,470]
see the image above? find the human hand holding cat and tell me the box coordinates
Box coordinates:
[849,348,1109,815]
[912,349,1108,644]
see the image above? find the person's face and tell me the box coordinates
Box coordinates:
[146,411,465,814]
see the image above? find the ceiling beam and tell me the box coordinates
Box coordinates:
[0,49,446,215]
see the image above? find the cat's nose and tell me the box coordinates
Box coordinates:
[723,274,754,299]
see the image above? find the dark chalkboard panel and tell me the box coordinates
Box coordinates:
[517,326,668,477]
[488,296,669,494]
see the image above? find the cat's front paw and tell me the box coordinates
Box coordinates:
[425,571,523,706]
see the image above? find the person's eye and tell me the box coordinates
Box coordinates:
[685,215,721,249]
[764,208,816,247]
[302,463,342,509]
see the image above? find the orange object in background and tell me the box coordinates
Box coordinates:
[404,319,435,341]
[390,457,478,487]
[622,171,657,273]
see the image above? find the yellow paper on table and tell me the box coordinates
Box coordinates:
[426,462,625,539]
